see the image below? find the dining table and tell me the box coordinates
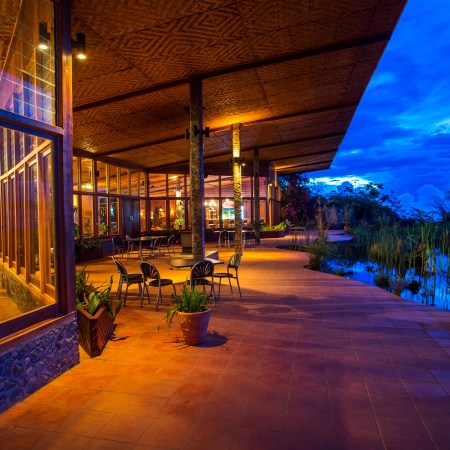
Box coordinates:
[130,235,161,259]
[168,257,224,269]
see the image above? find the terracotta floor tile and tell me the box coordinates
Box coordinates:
[330,412,380,441]
[95,414,152,443]
[3,243,450,449]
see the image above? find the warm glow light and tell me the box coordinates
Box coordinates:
[76,53,87,60]
[38,43,49,50]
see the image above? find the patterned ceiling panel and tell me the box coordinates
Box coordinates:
[71,0,407,175]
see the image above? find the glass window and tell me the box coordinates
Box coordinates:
[150,200,166,230]
[168,175,184,198]
[149,174,166,197]
[110,198,119,235]
[130,170,139,196]
[204,175,220,197]
[120,167,129,195]
[140,199,147,233]
[72,157,79,191]
[18,170,25,271]
[0,0,56,125]
[221,176,234,197]
[73,195,80,239]
[29,162,39,278]
[98,197,108,236]
[109,165,118,194]
[81,195,94,237]
[42,151,55,289]
[169,198,185,230]
[96,161,107,193]
[80,158,93,191]
[139,172,146,197]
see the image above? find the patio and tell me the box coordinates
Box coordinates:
[1,237,450,449]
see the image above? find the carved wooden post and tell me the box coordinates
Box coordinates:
[253,149,261,245]
[189,78,205,259]
[232,124,243,255]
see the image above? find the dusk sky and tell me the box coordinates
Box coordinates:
[308,0,450,214]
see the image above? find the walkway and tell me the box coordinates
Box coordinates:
[1,237,450,449]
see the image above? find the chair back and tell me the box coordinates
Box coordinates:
[167,234,175,246]
[229,253,241,269]
[112,235,124,247]
[140,261,160,281]
[113,257,127,276]
[191,260,214,281]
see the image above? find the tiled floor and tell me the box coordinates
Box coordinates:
[1,236,450,449]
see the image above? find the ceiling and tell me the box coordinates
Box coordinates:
[71,0,407,177]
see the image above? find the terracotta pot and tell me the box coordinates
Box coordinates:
[177,310,211,345]
[77,307,115,357]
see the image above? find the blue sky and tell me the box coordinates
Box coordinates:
[309,0,450,214]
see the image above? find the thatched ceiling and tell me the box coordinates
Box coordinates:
[72,0,407,177]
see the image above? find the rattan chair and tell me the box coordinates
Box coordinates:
[140,261,176,310]
[213,253,242,301]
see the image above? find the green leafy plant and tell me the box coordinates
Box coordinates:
[261,222,287,231]
[76,267,122,319]
[164,282,209,327]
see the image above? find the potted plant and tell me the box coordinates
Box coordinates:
[76,267,122,357]
[342,207,353,232]
[260,222,287,238]
[164,282,211,345]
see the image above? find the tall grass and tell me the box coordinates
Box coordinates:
[347,219,450,307]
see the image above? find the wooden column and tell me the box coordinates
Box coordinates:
[253,149,261,245]
[189,78,205,259]
[232,124,243,255]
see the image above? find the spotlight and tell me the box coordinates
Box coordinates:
[73,33,87,60]
[38,22,50,50]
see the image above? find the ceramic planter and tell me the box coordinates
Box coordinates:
[177,310,211,345]
[77,306,115,357]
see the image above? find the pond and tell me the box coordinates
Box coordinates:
[279,241,450,310]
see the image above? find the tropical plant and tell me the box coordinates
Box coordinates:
[164,282,209,327]
[76,267,121,319]
[261,222,287,232]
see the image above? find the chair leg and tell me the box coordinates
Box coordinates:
[236,276,241,297]
[156,285,162,311]
[124,284,129,306]
[228,276,233,293]
[117,278,123,299]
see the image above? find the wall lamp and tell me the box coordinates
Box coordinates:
[72,33,87,60]
[229,157,246,166]
[38,22,51,50]
[185,125,210,139]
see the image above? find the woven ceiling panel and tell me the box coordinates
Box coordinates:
[71,0,407,175]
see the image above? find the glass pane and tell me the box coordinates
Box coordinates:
[73,195,80,239]
[96,161,107,193]
[221,176,234,197]
[72,157,79,191]
[204,175,219,197]
[18,171,25,269]
[98,196,108,236]
[80,158,93,191]
[150,200,166,230]
[149,174,166,197]
[130,170,139,196]
[110,198,119,235]
[168,175,184,197]
[0,0,56,125]
[242,176,252,196]
[139,172,146,197]
[140,199,147,233]
[205,198,218,229]
[29,163,39,275]
[109,166,118,194]
[120,167,129,195]
[1,181,8,259]
[43,152,55,287]
[81,195,94,237]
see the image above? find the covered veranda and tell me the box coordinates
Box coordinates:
[1,237,449,449]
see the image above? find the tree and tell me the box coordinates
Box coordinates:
[278,174,313,225]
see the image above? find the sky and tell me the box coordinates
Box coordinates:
[308,0,450,215]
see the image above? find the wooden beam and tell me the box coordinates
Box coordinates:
[73,34,390,112]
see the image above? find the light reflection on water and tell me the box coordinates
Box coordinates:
[325,254,450,310]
